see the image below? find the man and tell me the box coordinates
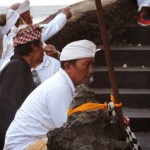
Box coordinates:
[0,24,44,149]
[4,39,100,150]
[31,52,60,84]
[137,0,150,26]
[0,0,72,83]
[31,44,60,85]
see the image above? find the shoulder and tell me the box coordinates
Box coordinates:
[10,58,28,69]
[1,58,29,74]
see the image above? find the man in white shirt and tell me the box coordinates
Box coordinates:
[0,0,72,83]
[137,0,150,26]
[32,53,60,83]
[4,39,100,150]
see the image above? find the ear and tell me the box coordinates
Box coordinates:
[32,44,38,52]
[64,62,73,73]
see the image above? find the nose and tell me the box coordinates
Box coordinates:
[89,64,94,74]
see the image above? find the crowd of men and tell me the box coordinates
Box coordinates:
[0,0,148,149]
[0,0,99,149]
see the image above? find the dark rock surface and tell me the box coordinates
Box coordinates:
[0,0,138,55]
[47,110,132,150]
[42,0,138,51]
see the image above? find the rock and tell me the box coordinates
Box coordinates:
[47,110,132,150]
[40,0,138,51]
[0,0,138,55]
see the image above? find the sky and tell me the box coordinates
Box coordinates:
[1,0,84,6]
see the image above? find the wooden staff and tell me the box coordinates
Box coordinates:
[95,0,126,140]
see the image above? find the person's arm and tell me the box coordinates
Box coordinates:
[41,8,72,42]
[0,31,3,39]
[47,86,73,128]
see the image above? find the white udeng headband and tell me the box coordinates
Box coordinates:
[1,10,19,35]
[1,0,30,35]
[60,39,101,61]
[16,0,30,15]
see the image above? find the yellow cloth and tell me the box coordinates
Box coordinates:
[68,102,108,115]
[68,95,122,115]
[26,138,47,150]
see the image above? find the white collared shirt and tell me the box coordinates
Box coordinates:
[4,68,75,150]
[32,54,60,83]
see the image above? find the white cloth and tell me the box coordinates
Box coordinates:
[1,0,30,35]
[40,13,67,42]
[0,12,66,70]
[32,54,60,83]
[137,0,150,11]
[4,68,75,150]
[15,0,30,15]
[60,39,100,61]
[0,30,3,39]
[1,24,28,70]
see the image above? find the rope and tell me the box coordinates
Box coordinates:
[107,95,142,150]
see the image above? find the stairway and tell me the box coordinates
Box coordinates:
[89,46,150,150]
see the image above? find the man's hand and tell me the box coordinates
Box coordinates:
[44,44,60,60]
[62,7,72,20]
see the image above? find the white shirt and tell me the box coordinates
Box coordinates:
[32,53,60,83]
[0,12,67,70]
[4,68,75,150]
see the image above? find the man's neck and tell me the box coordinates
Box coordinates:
[22,55,32,68]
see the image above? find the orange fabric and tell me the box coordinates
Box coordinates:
[68,95,122,115]
[68,102,108,115]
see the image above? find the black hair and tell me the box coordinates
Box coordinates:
[61,59,78,69]
[14,40,41,56]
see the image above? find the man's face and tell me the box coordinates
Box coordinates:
[67,58,95,86]
[22,10,33,25]
[32,41,44,67]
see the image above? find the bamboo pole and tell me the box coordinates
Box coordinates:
[95,0,126,140]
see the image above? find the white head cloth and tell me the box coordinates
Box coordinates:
[60,39,100,61]
[1,0,30,35]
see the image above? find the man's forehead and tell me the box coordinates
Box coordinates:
[77,58,95,63]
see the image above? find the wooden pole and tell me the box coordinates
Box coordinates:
[95,0,126,140]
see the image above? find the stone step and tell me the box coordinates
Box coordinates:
[96,46,150,66]
[123,108,150,118]
[123,108,150,132]
[135,132,150,150]
[90,88,150,108]
[125,26,150,45]
[90,66,150,88]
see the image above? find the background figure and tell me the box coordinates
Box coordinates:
[137,0,150,26]
[31,44,60,86]
[0,0,72,84]
[0,25,43,149]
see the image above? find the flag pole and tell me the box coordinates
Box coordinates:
[95,0,126,140]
